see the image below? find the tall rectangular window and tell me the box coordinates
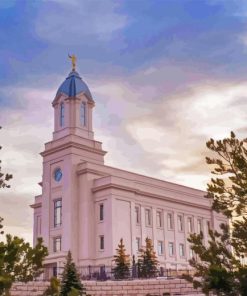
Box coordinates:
[168,242,174,256]
[157,241,163,255]
[197,219,203,233]
[156,211,162,228]
[135,206,140,224]
[53,237,61,252]
[60,103,64,127]
[188,217,193,233]
[206,220,211,233]
[54,199,62,227]
[80,102,86,126]
[99,204,104,221]
[36,215,41,235]
[167,213,173,230]
[136,237,141,252]
[178,215,184,231]
[145,209,151,226]
[99,235,104,250]
[179,244,185,257]
[189,248,194,259]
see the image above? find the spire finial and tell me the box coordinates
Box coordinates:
[68,54,77,71]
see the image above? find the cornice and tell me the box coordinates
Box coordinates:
[52,93,95,107]
[41,141,107,157]
[77,167,108,177]
[30,202,42,209]
[92,183,210,210]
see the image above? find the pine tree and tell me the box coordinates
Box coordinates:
[60,251,85,296]
[113,238,130,279]
[138,237,158,278]
[132,255,137,278]
[184,132,247,295]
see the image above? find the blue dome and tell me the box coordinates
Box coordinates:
[56,70,93,101]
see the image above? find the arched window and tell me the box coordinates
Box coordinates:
[60,103,64,127]
[80,102,86,126]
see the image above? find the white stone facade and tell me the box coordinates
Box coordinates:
[31,68,227,272]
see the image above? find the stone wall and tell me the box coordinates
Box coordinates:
[11,279,204,296]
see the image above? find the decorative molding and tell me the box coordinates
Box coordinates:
[92,182,210,210]
[41,141,107,157]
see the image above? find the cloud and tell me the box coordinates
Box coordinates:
[34,0,128,44]
[0,192,33,243]
[2,58,247,243]
[0,85,56,243]
[124,79,247,187]
[89,61,247,190]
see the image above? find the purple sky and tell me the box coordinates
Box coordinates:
[1,0,247,242]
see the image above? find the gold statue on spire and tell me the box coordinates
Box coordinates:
[68,54,77,71]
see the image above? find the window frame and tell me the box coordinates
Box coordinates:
[99,235,104,251]
[197,218,203,233]
[53,236,61,253]
[179,243,185,257]
[136,237,141,253]
[189,247,194,259]
[168,242,174,257]
[54,199,62,228]
[187,217,193,233]
[156,210,163,228]
[145,208,152,227]
[99,203,104,222]
[206,220,211,233]
[80,102,87,126]
[157,240,164,255]
[36,215,41,236]
[60,103,65,127]
[167,213,174,230]
[177,214,184,232]
[135,206,140,225]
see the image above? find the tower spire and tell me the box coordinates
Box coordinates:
[68,54,77,71]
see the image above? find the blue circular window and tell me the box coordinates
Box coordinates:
[54,168,62,182]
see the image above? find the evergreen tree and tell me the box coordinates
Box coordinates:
[138,237,158,278]
[113,238,130,279]
[68,287,81,296]
[60,251,85,296]
[43,277,60,296]
[184,132,247,295]
[132,255,137,278]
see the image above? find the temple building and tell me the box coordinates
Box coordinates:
[31,60,227,274]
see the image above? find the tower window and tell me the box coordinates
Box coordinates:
[36,215,41,235]
[60,103,65,127]
[99,204,104,221]
[54,199,62,227]
[99,235,104,250]
[80,102,86,126]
